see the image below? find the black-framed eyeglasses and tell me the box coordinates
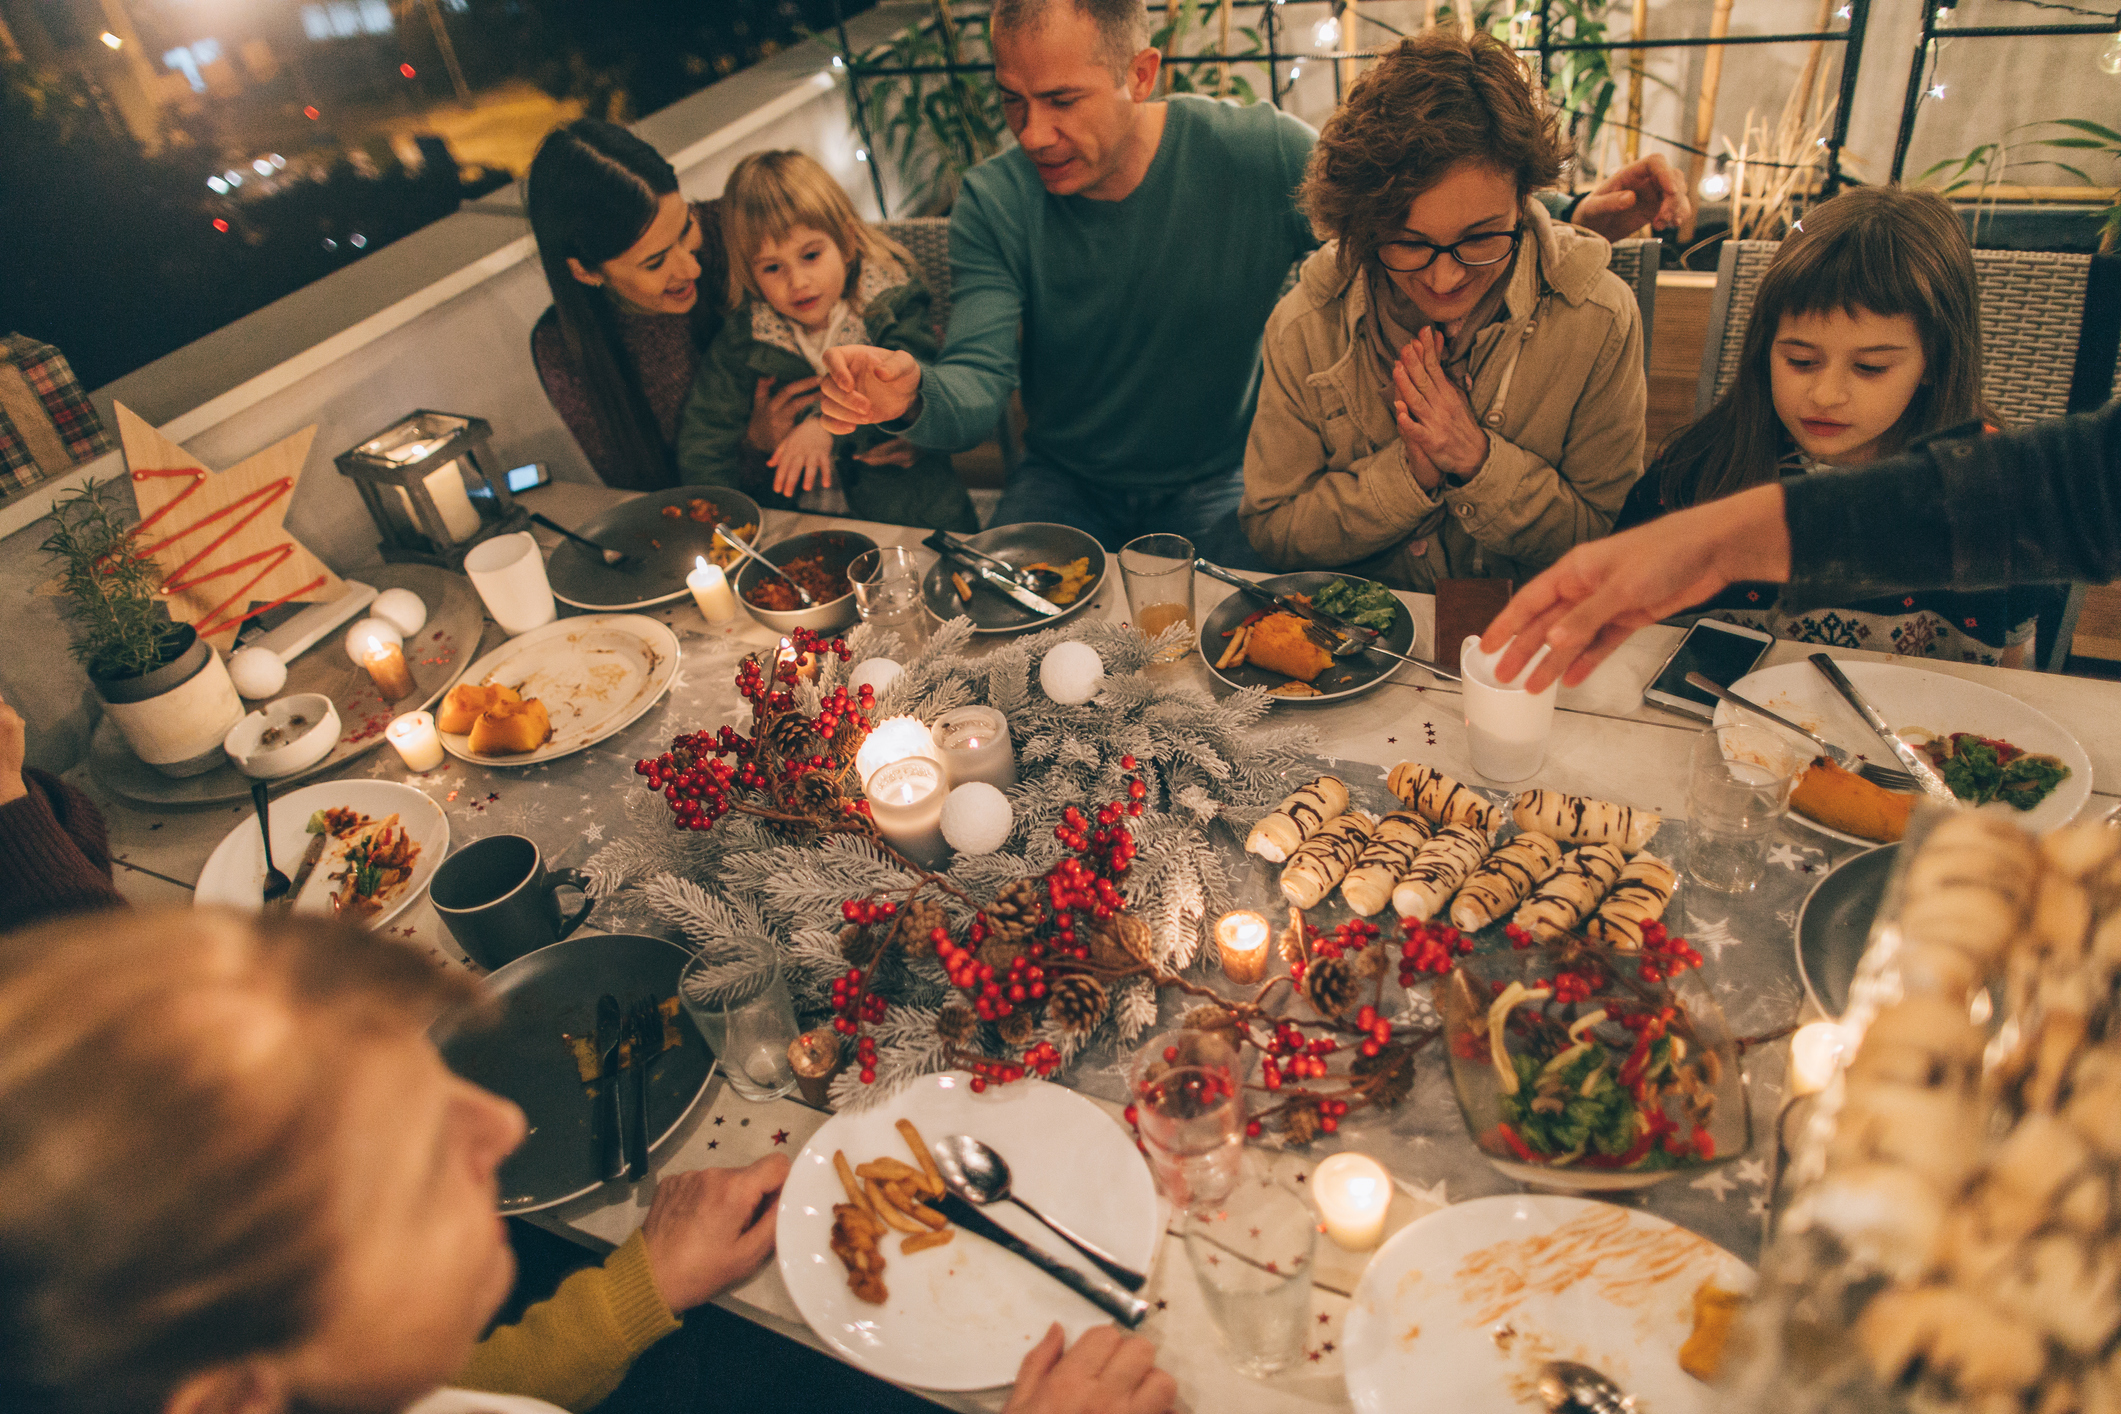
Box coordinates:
[1375,227,1523,273]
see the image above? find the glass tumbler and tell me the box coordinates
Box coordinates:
[1183,1160,1317,1378]
[1686,722,1806,894]
[1131,1028,1244,1211]
[1118,533,1196,660]
[679,953,800,1101]
[848,545,932,650]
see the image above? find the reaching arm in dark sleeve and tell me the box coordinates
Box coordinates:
[0,769,122,932]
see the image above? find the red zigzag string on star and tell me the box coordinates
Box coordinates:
[130,466,327,638]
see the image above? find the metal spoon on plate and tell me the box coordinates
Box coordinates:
[931,1133,1148,1291]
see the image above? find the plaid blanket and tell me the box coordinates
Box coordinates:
[0,334,113,491]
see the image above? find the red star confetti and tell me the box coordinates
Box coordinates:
[771,1129,790,1145]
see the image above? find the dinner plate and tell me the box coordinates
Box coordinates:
[776,1072,1160,1390]
[1343,1194,1752,1414]
[1720,660,2093,844]
[438,614,680,766]
[919,523,1107,634]
[547,486,765,611]
[1200,571,1417,705]
[193,779,449,928]
[1796,843,1897,1019]
[434,932,716,1214]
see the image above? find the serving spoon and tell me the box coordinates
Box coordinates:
[931,1134,1148,1291]
[529,511,634,569]
[712,523,815,607]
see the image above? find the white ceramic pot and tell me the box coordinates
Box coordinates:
[94,628,246,778]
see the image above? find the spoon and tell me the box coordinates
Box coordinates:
[529,511,634,568]
[251,780,291,909]
[713,523,815,606]
[931,1134,1148,1291]
[933,531,1063,593]
[1537,1360,1634,1414]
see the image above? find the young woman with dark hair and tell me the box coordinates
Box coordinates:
[527,120,817,491]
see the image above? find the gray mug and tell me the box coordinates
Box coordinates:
[431,834,593,970]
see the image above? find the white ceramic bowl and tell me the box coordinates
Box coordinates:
[223,693,341,779]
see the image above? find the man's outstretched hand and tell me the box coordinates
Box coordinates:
[819,346,923,434]
[1571,153,1691,243]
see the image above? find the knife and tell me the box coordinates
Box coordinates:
[623,1000,653,1180]
[283,817,331,910]
[593,995,624,1183]
[1194,559,1460,683]
[935,1192,1150,1327]
[1806,654,1959,806]
[924,532,1063,618]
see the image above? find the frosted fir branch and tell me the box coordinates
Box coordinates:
[636,874,772,960]
[1092,672,1161,717]
[1115,978,1161,1041]
[985,644,1032,715]
[1055,735,1103,772]
[828,1015,954,1111]
[1174,783,1221,822]
[1035,1015,1090,1069]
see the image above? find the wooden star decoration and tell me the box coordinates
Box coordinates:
[113,404,344,646]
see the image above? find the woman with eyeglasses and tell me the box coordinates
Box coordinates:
[1239,30,1648,591]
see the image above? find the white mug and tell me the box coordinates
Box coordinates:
[1459,635,1559,783]
[463,531,557,636]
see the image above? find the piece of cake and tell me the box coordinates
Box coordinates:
[467,696,550,755]
[438,682,521,734]
[1244,613,1334,682]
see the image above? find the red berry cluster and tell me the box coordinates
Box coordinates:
[854,1035,878,1084]
[1636,922,1704,984]
[1259,1022,1338,1088]
[1310,1097,1352,1135]
[1023,1040,1062,1077]
[1397,919,1474,986]
[840,897,899,926]
[1549,969,1597,1005]
[964,1056,1028,1092]
[1504,922,1533,949]
[829,967,888,1035]
[1352,1004,1395,1058]
[935,935,1048,1020]
[1310,917,1379,960]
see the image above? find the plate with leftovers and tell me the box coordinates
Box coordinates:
[1343,1194,1753,1414]
[1795,843,1898,1019]
[777,1072,1160,1390]
[546,486,764,611]
[437,614,680,767]
[1718,660,2090,845]
[194,779,448,928]
[1200,572,1417,704]
[919,523,1107,634]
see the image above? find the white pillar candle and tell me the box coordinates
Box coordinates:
[854,715,938,787]
[865,756,949,868]
[385,710,445,771]
[358,631,416,700]
[1313,1152,1392,1251]
[687,556,736,622]
[1788,1021,1850,1098]
[1215,909,1271,984]
[932,705,1015,789]
[389,459,483,543]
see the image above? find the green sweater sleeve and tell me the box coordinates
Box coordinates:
[674,324,760,489]
[902,179,1022,453]
[452,1230,680,1412]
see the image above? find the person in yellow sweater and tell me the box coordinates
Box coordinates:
[0,907,1179,1414]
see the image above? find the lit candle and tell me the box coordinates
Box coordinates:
[1312,1152,1393,1251]
[854,715,938,787]
[774,636,820,682]
[1788,1021,1850,1097]
[865,756,949,867]
[359,632,416,700]
[389,459,482,542]
[1215,909,1271,984]
[932,705,1015,789]
[687,556,736,622]
[385,710,445,771]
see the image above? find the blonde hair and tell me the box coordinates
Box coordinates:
[719,150,913,310]
[0,908,477,1414]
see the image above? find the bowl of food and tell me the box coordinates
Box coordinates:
[734,530,876,634]
[222,692,341,779]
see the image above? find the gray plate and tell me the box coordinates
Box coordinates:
[548,486,765,611]
[1795,843,1897,1019]
[436,932,716,1214]
[1200,571,1417,705]
[87,564,482,808]
[920,522,1107,634]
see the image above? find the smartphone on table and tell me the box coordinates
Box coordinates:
[1641,619,1775,720]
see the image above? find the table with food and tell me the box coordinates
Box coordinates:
[76,479,2121,1414]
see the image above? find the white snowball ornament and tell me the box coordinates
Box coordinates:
[370,587,429,637]
[848,658,903,697]
[939,782,1013,855]
[1039,641,1104,705]
[227,646,287,700]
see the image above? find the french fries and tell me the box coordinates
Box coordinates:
[896,1119,948,1197]
[1215,621,1252,670]
[825,1118,958,1303]
[901,1226,955,1255]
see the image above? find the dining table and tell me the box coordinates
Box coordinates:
[74,480,2121,1413]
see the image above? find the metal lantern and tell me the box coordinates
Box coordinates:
[334,410,527,568]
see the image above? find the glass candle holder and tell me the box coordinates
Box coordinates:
[1215,910,1271,984]
[932,705,1015,789]
[351,622,415,700]
[865,756,949,867]
[1311,1151,1392,1250]
[385,710,444,771]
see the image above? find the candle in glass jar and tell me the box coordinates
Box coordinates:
[854,715,938,787]
[1787,1021,1850,1097]
[687,556,736,622]
[932,705,1015,789]
[359,633,416,700]
[865,756,949,867]
[1312,1152,1393,1251]
[1215,909,1271,984]
[385,710,445,771]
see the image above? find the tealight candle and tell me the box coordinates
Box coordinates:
[1788,1021,1850,1097]
[775,636,820,682]
[687,556,736,622]
[385,710,445,771]
[865,756,949,868]
[389,460,482,543]
[1312,1152,1393,1251]
[932,705,1015,789]
[357,630,416,700]
[854,715,937,787]
[1215,910,1271,984]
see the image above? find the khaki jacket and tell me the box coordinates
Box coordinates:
[1239,200,1646,591]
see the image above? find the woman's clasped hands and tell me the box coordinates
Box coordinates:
[1391,325,1489,491]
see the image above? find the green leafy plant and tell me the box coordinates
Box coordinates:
[40,482,182,680]
[845,0,1008,216]
[1154,0,1266,103]
[1919,120,2121,253]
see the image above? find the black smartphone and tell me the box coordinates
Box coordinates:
[1642,619,1775,720]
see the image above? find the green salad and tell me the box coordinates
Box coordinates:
[1921,732,2072,811]
[1311,577,1398,633]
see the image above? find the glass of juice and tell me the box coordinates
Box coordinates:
[1119,533,1195,660]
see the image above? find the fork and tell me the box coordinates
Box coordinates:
[1683,674,1918,790]
[251,780,292,908]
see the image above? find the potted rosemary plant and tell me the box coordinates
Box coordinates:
[42,483,243,777]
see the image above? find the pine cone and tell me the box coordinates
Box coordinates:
[830,715,863,764]
[1351,1041,1417,1109]
[791,772,843,815]
[765,711,819,760]
[1280,1101,1321,1147]
[1089,912,1155,969]
[978,939,1025,975]
[1183,1005,1241,1037]
[985,878,1047,945]
[1048,974,1110,1036]
[893,898,949,959]
[1303,955,1360,1018]
[1351,942,1389,980]
[999,1010,1036,1047]
[840,923,882,968]
[936,1005,979,1046]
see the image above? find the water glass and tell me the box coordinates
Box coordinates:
[1118,533,1196,659]
[1131,1029,1244,1211]
[1686,722,1806,893]
[1458,634,1559,782]
[462,531,557,636]
[679,953,800,1101]
[848,544,932,649]
[1183,1161,1317,1378]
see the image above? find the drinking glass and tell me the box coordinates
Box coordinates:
[848,545,932,650]
[1458,634,1559,782]
[679,953,800,1101]
[1686,722,1806,893]
[462,531,557,636]
[1131,1028,1243,1211]
[1183,1160,1317,1378]
[1118,533,1196,660]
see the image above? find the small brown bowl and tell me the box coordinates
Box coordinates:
[734,530,876,635]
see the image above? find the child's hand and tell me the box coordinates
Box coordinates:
[1392,328,1489,485]
[820,347,922,432]
[746,376,822,453]
[769,418,837,497]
